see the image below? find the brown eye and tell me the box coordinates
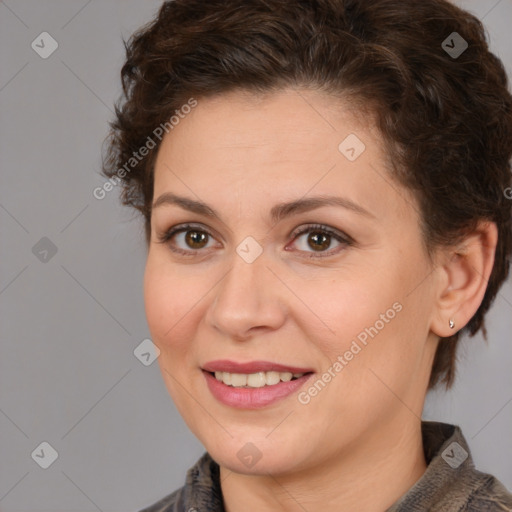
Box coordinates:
[184,230,209,249]
[157,224,216,256]
[289,224,353,258]
[307,231,331,251]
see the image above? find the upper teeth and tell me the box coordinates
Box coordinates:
[214,371,305,387]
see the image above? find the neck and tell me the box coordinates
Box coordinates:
[220,419,427,512]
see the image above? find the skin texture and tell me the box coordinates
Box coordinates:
[144,88,497,511]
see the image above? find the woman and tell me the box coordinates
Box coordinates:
[102,0,512,510]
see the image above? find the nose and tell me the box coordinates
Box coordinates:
[205,247,287,341]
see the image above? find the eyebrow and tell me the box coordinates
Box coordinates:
[151,192,375,223]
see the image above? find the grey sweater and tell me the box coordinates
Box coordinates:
[140,422,512,511]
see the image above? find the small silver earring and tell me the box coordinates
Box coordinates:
[449,319,455,329]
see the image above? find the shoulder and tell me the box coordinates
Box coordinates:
[388,422,512,512]
[426,422,512,512]
[137,452,223,512]
[138,487,182,512]
[463,473,512,512]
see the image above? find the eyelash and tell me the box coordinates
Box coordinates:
[156,223,354,259]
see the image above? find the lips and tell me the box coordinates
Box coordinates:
[201,359,315,408]
[203,370,314,409]
[202,359,314,374]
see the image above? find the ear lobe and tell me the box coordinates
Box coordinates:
[430,221,498,338]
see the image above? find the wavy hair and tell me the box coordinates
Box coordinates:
[102,0,512,388]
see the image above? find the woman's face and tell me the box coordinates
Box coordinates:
[144,88,441,475]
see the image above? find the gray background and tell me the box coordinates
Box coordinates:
[0,1,511,511]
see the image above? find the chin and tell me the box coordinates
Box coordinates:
[203,433,306,476]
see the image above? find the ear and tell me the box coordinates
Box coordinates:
[430,221,498,337]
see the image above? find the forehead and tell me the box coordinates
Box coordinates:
[159,88,370,153]
[152,88,415,223]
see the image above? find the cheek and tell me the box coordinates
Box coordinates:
[143,255,197,351]
[298,260,426,381]
[291,269,399,355]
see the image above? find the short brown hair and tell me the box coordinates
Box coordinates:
[102,0,512,389]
